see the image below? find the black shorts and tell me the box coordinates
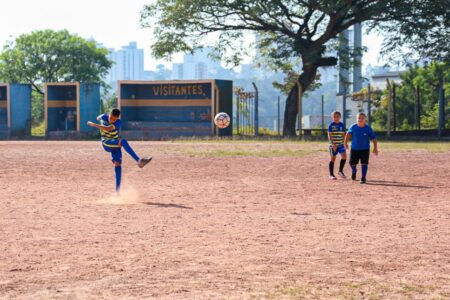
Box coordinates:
[350,149,370,165]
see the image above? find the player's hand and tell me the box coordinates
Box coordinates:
[332,144,337,151]
[373,148,378,156]
[87,121,94,127]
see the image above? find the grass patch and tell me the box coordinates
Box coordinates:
[170,140,450,154]
[380,141,450,152]
[251,285,314,300]
[31,121,45,136]
[151,140,450,157]
[251,281,443,299]
[183,148,316,157]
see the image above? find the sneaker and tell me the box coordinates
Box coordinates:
[360,177,366,184]
[351,173,357,181]
[137,156,152,168]
[338,171,346,179]
[329,175,337,180]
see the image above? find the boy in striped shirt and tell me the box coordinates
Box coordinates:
[327,111,347,180]
[87,108,152,192]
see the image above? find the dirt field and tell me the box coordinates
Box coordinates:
[1,141,449,299]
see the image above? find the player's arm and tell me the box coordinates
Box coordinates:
[327,124,337,150]
[344,132,351,150]
[96,114,103,121]
[327,132,337,150]
[372,139,378,156]
[87,121,113,131]
[369,127,378,155]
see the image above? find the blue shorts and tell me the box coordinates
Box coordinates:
[102,139,122,164]
[329,144,346,157]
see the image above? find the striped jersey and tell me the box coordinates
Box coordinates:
[100,114,121,141]
[328,121,345,146]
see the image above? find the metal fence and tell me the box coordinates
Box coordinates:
[235,83,259,136]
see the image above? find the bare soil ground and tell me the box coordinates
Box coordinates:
[0,141,449,299]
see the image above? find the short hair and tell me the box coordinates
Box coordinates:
[357,112,366,118]
[111,108,121,117]
[331,111,341,118]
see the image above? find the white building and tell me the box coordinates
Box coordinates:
[302,115,328,129]
[370,71,403,89]
[106,42,145,85]
[171,48,222,80]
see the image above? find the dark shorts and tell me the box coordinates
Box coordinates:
[350,149,370,165]
[328,144,346,157]
[102,140,122,164]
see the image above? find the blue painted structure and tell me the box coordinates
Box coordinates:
[118,80,233,139]
[0,83,32,138]
[45,82,100,137]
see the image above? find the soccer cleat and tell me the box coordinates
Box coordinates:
[138,156,152,168]
[329,175,337,180]
[338,171,346,179]
[351,173,357,181]
[360,177,366,184]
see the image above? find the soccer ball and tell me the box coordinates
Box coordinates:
[214,112,231,129]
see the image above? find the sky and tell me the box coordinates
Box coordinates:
[0,0,385,71]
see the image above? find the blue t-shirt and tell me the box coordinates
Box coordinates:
[100,114,121,141]
[347,123,376,150]
[328,121,345,146]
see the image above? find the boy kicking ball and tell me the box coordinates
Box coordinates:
[344,113,378,184]
[87,108,152,192]
[327,111,347,180]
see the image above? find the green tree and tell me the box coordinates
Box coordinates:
[0,29,112,124]
[154,64,171,80]
[370,62,450,130]
[141,0,447,136]
[373,3,449,63]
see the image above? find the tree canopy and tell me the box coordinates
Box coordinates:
[371,62,450,131]
[141,0,448,136]
[0,29,112,94]
[373,2,449,63]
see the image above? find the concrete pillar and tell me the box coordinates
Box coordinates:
[353,23,363,92]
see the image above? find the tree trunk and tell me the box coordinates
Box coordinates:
[283,67,318,136]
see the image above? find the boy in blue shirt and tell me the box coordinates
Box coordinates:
[327,111,347,180]
[344,113,378,184]
[87,108,152,192]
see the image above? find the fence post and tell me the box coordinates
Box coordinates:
[321,95,325,134]
[277,95,281,136]
[252,82,258,137]
[417,86,421,130]
[297,81,303,139]
[386,79,392,136]
[234,88,240,135]
[342,85,347,128]
[367,83,371,125]
[393,83,396,132]
[438,77,445,137]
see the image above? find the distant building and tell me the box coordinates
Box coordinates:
[143,71,154,81]
[106,42,145,86]
[370,71,403,89]
[171,48,228,80]
[302,115,328,129]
